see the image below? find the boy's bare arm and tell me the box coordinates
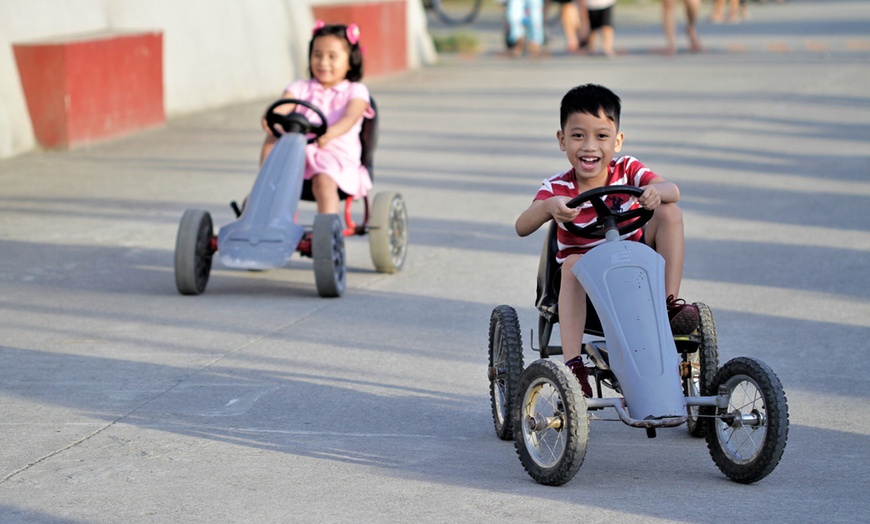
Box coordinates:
[638,179,680,210]
[515,197,579,237]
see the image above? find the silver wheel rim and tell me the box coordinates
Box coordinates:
[520,378,567,469]
[715,374,768,464]
[388,198,407,267]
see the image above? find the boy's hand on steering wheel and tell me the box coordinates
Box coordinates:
[547,196,580,223]
[638,185,662,210]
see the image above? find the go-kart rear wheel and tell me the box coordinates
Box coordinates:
[174,209,214,295]
[488,305,524,441]
[706,357,789,484]
[369,191,408,273]
[312,214,346,298]
[685,302,719,437]
[514,359,588,486]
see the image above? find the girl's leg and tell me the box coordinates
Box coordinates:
[259,133,277,166]
[311,173,340,215]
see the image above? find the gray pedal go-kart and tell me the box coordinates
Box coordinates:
[488,186,788,486]
[173,98,408,298]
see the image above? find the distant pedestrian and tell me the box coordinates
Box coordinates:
[585,0,617,56]
[661,0,702,54]
[711,0,748,23]
[506,0,546,57]
[550,0,589,53]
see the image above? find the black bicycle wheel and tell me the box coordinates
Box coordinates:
[488,305,524,440]
[174,209,214,295]
[685,302,719,437]
[706,357,789,484]
[514,359,588,486]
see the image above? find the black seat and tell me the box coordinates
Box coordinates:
[535,221,604,337]
[301,96,378,202]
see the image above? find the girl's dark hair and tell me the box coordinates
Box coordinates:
[560,84,621,130]
[308,24,364,82]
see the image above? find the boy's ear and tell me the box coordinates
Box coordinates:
[557,130,566,151]
[614,132,625,152]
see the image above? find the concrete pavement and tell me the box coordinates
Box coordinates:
[1,1,869,521]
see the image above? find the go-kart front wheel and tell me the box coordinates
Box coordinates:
[488,305,524,441]
[174,209,215,295]
[514,359,589,486]
[369,191,408,273]
[312,213,346,298]
[707,357,789,484]
[684,302,719,437]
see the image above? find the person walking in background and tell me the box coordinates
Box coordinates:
[550,0,589,53]
[661,0,702,54]
[584,0,617,56]
[711,0,748,23]
[506,0,546,57]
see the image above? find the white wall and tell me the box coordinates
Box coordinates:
[0,0,435,158]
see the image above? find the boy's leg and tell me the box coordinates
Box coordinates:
[311,173,340,215]
[559,254,593,397]
[643,203,699,333]
[642,203,684,298]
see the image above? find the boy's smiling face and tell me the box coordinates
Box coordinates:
[557,110,624,187]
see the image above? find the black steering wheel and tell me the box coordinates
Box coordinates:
[563,185,654,239]
[264,98,328,143]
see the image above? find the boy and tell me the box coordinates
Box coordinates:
[515,84,699,397]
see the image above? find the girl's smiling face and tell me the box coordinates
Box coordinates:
[310,34,351,88]
[557,110,624,187]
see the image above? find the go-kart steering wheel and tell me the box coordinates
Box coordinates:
[563,185,654,239]
[264,98,328,144]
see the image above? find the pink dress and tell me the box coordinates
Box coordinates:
[285,79,375,198]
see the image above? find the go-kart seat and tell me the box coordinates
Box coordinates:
[536,221,604,337]
[301,96,378,202]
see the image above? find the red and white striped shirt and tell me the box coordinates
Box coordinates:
[533,155,659,262]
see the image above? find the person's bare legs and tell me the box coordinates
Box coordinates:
[711,0,725,22]
[643,203,685,298]
[662,0,677,54]
[684,0,702,51]
[559,253,594,396]
[601,25,615,56]
[561,2,581,51]
[311,173,340,215]
[260,134,277,166]
[559,254,587,362]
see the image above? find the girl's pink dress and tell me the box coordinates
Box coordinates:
[285,79,375,198]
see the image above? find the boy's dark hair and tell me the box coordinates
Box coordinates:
[309,24,364,83]
[560,84,621,130]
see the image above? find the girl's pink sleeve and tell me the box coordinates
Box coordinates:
[350,82,375,118]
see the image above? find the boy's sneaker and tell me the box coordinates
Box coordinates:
[667,295,700,335]
[565,356,593,398]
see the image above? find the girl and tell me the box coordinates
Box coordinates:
[259,21,374,215]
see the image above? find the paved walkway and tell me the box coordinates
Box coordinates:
[1,1,869,522]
